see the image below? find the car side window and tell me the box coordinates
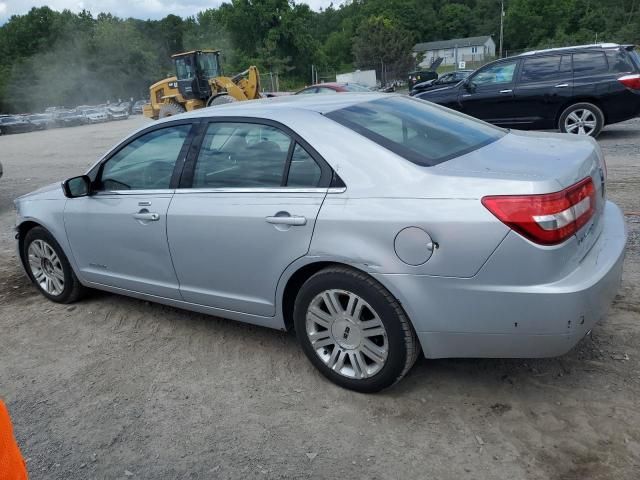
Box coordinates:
[317,87,339,94]
[297,88,317,95]
[192,122,292,188]
[98,124,191,191]
[520,55,571,82]
[605,50,636,73]
[472,61,518,86]
[573,52,608,75]
[286,143,322,187]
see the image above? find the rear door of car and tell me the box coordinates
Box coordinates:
[166,118,333,316]
[512,54,573,129]
[572,50,612,103]
[458,58,521,126]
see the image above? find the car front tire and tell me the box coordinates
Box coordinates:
[294,266,420,393]
[559,102,604,137]
[23,227,85,304]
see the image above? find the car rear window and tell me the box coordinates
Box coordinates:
[343,84,371,92]
[325,96,505,166]
[629,50,640,69]
[573,52,609,75]
[605,49,637,73]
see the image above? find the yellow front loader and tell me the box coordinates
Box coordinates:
[143,50,261,120]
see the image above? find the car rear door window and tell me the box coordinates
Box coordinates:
[98,124,191,190]
[605,49,636,73]
[192,122,292,188]
[573,52,609,75]
[286,144,322,187]
[520,55,571,82]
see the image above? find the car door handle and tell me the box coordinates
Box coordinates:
[265,215,307,226]
[133,212,160,221]
[499,89,513,93]
[554,83,569,88]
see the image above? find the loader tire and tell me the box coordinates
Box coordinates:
[207,94,237,107]
[159,101,186,118]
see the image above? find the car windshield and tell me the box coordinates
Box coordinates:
[326,96,505,166]
[343,83,371,92]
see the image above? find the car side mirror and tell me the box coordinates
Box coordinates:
[463,79,475,91]
[62,175,91,198]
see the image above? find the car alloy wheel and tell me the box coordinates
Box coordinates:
[27,239,65,296]
[564,108,597,136]
[305,289,389,379]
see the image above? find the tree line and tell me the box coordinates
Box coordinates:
[0,0,638,112]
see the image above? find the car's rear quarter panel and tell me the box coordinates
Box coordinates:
[310,196,508,278]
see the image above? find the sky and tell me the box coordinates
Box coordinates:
[0,0,344,24]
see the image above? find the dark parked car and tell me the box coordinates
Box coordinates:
[295,82,372,94]
[408,70,438,90]
[0,116,33,134]
[410,70,473,96]
[55,111,87,127]
[417,44,640,137]
[27,114,55,130]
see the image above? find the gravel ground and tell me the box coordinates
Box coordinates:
[0,117,639,480]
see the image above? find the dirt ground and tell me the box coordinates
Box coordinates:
[0,116,639,480]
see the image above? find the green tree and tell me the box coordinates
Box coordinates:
[352,15,414,83]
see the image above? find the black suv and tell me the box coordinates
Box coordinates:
[416,44,640,137]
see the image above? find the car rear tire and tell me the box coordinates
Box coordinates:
[159,101,186,118]
[293,266,420,393]
[23,227,85,304]
[558,102,604,137]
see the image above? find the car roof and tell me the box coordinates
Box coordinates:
[157,92,389,123]
[519,43,631,56]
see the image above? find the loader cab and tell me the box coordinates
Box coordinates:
[172,50,222,101]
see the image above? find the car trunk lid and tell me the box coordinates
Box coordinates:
[434,130,606,258]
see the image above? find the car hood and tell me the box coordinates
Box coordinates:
[421,84,458,95]
[15,182,65,202]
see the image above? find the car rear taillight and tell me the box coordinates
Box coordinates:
[482,177,596,246]
[618,73,640,90]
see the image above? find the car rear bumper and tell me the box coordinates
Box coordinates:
[374,201,626,358]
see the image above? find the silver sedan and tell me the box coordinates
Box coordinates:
[14,94,626,392]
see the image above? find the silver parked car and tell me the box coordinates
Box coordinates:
[14,94,626,392]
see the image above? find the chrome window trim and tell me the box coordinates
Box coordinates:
[90,187,346,196]
[173,187,343,194]
[92,189,176,196]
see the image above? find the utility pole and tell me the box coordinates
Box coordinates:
[454,45,458,71]
[499,0,505,58]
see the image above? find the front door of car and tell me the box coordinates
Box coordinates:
[512,54,573,129]
[458,59,520,126]
[167,120,331,316]
[64,123,196,299]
